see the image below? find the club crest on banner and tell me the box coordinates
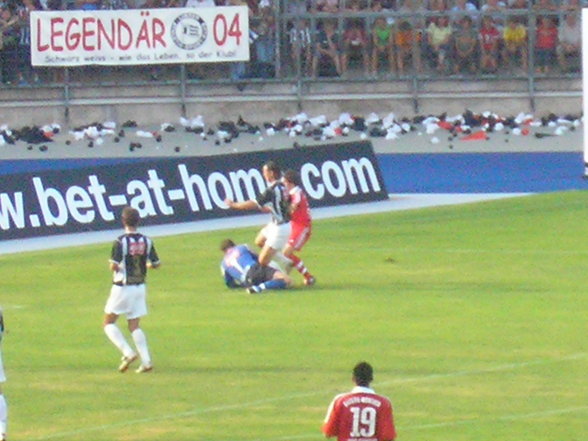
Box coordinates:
[171,13,208,51]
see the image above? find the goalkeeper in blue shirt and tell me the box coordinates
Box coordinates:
[220,239,292,294]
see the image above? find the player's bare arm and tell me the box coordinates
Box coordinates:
[224,199,259,211]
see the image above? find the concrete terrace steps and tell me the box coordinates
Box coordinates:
[0,77,581,127]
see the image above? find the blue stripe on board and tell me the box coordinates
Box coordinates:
[378,152,588,193]
[0,158,146,175]
[2,152,588,193]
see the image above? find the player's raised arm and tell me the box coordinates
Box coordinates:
[224,198,259,211]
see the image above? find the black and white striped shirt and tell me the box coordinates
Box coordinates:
[256,181,291,224]
[110,233,160,285]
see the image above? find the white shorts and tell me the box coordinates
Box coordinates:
[261,222,291,250]
[0,349,5,383]
[104,284,148,320]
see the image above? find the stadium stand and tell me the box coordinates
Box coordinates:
[0,0,582,124]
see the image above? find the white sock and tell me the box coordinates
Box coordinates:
[0,394,7,437]
[104,324,135,358]
[132,329,151,367]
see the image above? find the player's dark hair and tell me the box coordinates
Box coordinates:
[264,160,282,179]
[283,169,300,186]
[121,206,140,228]
[220,239,236,252]
[353,361,373,386]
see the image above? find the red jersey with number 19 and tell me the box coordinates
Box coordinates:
[322,386,396,441]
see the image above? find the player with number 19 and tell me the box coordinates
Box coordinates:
[322,362,396,441]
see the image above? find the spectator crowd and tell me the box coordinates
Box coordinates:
[0,0,583,85]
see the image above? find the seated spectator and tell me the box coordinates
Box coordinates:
[345,0,363,11]
[312,19,341,77]
[508,0,528,9]
[228,0,252,87]
[502,16,527,71]
[557,11,581,72]
[371,0,395,10]
[0,4,19,85]
[371,0,383,9]
[534,15,557,74]
[532,0,556,11]
[453,15,478,74]
[395,19,422,74]
[481,0,506,28]
[251,7,276,78]
[397,0,427,32]
[341,19,370,77]
[16,0,41,85]
[371,17,395,76]
[425,15,453,73]
[429,0,448,11]
[427,0,448,27]
[287,0,309,13]
[479,15,500,72]
[451,0,478,15]
[45,0,65,9]
[102,0,130,7]
[313,0,339,12]
[562,0,582,10]
[508,0,529,25]
[288,18,312,76]
[185,0,216,6]
[481,0,506,12]
[76,0,100,9]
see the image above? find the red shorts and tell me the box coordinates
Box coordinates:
[288,223,311,251]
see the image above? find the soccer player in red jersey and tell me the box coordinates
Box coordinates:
[282,169,316,285]
[322,362,397,441]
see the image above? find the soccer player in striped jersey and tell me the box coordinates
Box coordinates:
[220,239,291,294]
[282,169,315,285]
[322,362,397,441]
[103,206,161,374]
[225,161,292,269]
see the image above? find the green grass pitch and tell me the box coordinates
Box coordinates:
[1,191,586,441]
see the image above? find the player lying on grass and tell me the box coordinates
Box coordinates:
[220,239,292,294]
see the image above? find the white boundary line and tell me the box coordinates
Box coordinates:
[28,352,587,441]
[0,193,527,256]
[402,405,588,431]
[259,405,588,441]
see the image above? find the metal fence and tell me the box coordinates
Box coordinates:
[0,4,582,116]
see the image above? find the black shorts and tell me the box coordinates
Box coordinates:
[246,264,277,286]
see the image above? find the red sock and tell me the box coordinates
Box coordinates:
[289,254,311,277]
